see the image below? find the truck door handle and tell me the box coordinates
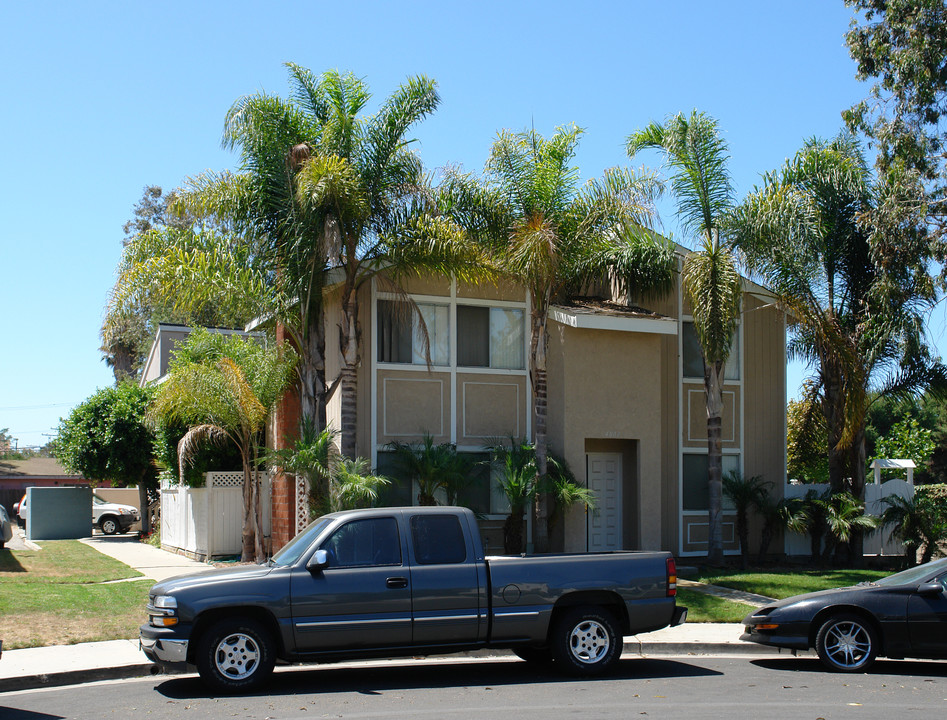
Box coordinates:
[386,577,408,589]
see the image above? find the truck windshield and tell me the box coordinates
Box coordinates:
[271,517,334,567]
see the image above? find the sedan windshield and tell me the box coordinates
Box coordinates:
[874,558,947,587]
[270,517,334,567]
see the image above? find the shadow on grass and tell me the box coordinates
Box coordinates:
[156,656,723,700]
[0,548,26,572]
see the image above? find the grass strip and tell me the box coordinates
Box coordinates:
[694,568,890,599]
[677,588,754,623]
[0,540,143,584]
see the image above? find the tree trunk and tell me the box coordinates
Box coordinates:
[705,361,725,565]
[848,430,867,568]
[298,320,327,432]
[504,505,525,555]
[241,450,255,563]
[530,307,550,554]
[339,284,360,459]
[137,470,151,536]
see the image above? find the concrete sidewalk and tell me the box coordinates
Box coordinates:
[0,533,789,694]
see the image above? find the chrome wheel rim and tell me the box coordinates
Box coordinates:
[214,632,260,680]
[569,619,610,664]
[102,520,117,534]
[824,621,871,669]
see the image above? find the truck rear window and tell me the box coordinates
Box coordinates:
[410,514,467,565]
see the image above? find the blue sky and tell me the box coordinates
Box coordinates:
[1,1,940,449]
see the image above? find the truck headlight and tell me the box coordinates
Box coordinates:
[150,595,178,627]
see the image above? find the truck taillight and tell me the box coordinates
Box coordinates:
[667,557,677,597]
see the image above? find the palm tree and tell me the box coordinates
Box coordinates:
[721,472,769,569]
[756,495,806,565]
[151,329,297,562]
[290,68,455,460]
[386,435,471,506]
[881,494,945,566]
[490,438,539,554]
[730,135,947,563]
[440,125,675,552]
[821,492,879,566]
[628,111,742,564]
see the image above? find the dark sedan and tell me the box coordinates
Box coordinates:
[742,558,947,672]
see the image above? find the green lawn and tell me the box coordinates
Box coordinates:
[677,588,753,623]
[0,541,151,649]
[694,568,890,600]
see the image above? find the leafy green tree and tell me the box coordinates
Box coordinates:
[151,329,296,561]
[440,124,674,552]
[845,0,947,238]
[787,389,830,483]
[56,383,157,533]
[628,111,741,564]
[873,417,936,478]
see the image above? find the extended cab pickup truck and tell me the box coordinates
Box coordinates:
[141,506,686,692]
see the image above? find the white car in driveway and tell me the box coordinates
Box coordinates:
[92,494,140,535]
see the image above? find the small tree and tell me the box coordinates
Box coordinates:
[57,382,157,534]
[756,495,806,565]
[386,435,472,506]
[151,329,296,562]
[721,472,768,569]
[881,493,946,566]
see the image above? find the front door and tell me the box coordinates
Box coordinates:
[587,452,622,551]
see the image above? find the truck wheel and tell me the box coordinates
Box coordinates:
[551,606,621,676]
[100,517,119,535]
[196,617,276,693]
[815,613,878,672]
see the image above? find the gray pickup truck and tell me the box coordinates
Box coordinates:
[141,506,686,692]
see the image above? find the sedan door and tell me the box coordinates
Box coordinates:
[907,573,947,657]
[291,516,412,653]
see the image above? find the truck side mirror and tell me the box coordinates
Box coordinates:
[307,549,329,572]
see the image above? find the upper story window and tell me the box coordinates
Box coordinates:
[378,300,450,366]
[457,305,525,370]
[682,321,740,381]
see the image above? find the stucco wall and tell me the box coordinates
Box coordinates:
[547,321,665,551]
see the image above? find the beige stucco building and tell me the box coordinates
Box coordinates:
[323,252,787,558]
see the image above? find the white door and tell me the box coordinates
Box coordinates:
[587,453,622,551]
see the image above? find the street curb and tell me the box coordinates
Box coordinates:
[0,663,156,694]
[0,642,793,693]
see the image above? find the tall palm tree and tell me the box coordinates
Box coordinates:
[151,329,297,562]
[290,68,450,460]
[628,111,742,564]
[440,125,674,552]
[730,135,947,561]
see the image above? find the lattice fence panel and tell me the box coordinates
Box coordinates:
[296,476,310,534]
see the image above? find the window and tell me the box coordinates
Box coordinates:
[682,454,738,511]
[682,322,740,380]
[321,517,402,567]
[410,514,467,564]
[457,306,524,369]
[377,300,449,366]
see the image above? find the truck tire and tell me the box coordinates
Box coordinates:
[100,516,119,535]
[551,606,622,676]
[196,617,276,693]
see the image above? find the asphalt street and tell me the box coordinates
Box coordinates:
[4,653,947,720]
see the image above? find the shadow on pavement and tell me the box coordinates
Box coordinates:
[155,656,723,700]
[751,656,947,676]
[0,707,64,720]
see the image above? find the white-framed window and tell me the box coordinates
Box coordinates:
[682,321,740,381]
[377,300,450,366]
[457,305,525,370]
[682,453,738,511]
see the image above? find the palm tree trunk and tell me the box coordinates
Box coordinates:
[298,320,328,432]
[339,285,359,459]
[530,309,550,554]
[705,361,725,565]
[240,449,255,563]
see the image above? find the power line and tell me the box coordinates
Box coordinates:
[0,402,75,411]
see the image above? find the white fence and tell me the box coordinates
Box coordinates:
[160,472,271,561]
[783,478,914,557]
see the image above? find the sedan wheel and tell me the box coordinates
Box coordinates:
[815,613,878,672]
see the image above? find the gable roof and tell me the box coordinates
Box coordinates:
[0,457,82,480]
